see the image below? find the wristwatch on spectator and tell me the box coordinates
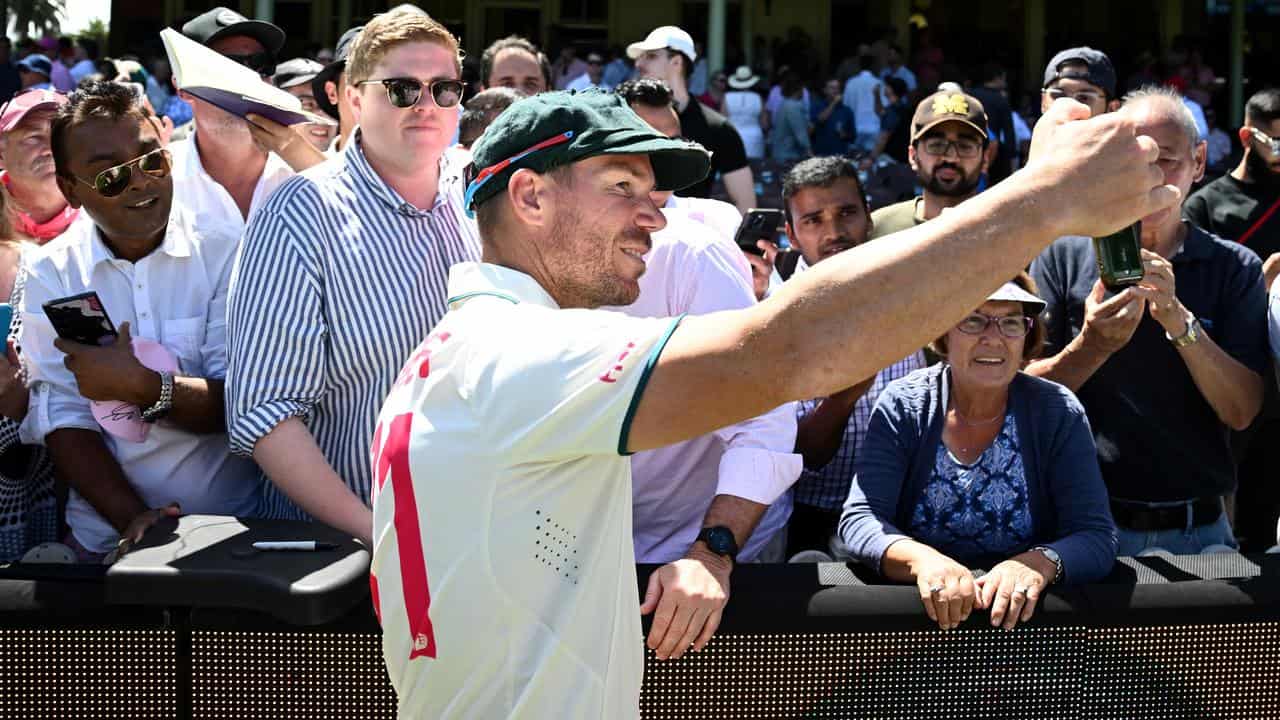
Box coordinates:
[697,526,739,562]
[140,371,175,423]
[1166,312,1201,348]
[1032,545,1063,584]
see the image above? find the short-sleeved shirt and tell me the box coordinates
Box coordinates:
[1030,224,1268,502]
[869,196,925,240]
[1184,174,1280,262]
[372,262,682,719]
[678,100,749,199]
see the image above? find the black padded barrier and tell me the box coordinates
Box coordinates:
[6,555,1280,719]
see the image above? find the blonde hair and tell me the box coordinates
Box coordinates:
[346,8,463,85]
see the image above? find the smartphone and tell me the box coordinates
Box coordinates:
[0,304,12,336]
[1093,222,1144,293]
[734,208,785,256]
[42,291,118,346]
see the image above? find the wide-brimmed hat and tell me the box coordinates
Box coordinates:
[987,281,1046,316]
[727,66,759,89]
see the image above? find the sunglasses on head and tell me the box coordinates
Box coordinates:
[224,51,276,76]
[72,147,171,198]
[357,77,465,109]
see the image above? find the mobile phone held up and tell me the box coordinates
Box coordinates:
[1093,222,1144,293]
[734,208,785,256]
[42,291,118,346]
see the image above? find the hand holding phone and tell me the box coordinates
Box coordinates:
[734,208,785,257]
[1093,222,1144,292]
[42,291,118,347]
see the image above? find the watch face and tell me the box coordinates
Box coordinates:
[704,527,737,556]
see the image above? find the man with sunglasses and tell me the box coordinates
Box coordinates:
[1185,88,1280,552]
[369,86,1178,716]
[869,90,990,241]
[1040,47,1120,119]
[225,8,479,546]
[171,7,300,236]
[17,80,258,562]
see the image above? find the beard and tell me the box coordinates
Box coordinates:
[1245,151,1280,192]
[548,206,646,309]
[921,162,981,198]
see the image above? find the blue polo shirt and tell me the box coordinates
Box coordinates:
[1030,222,1268,502]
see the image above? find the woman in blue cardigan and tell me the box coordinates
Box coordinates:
[839,274,1116,631]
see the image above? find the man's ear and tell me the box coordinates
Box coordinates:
[55,173,82,210]
[345,82,363,123]
[982,140,995,173]
[325,79,340,105]
[1238,126,1253,145]
[1106,98,1121,113]
[1193,139,1208,183]
[907,144,919,172]
[505,168,551,228]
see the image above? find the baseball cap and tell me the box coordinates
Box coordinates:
[17,54,53,77]
[987,281,1045,316]
[273,58,324,89]
[0,88,66,133]
[1043,47,1116,98]
[627,26,696,62]
[910,90,988,143]
[466,90,710,214]
[181,6,286,56]
[312,25,363,121]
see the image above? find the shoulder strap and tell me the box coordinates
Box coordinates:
[1236,194,1280,247]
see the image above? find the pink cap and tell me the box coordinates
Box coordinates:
[91,339,180,444]
[1,89,66,133]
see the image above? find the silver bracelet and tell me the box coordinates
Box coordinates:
[140,371,174,423]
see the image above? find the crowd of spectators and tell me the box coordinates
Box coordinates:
[0,5,1278,704]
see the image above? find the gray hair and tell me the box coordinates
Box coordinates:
[1121,84,1202,151]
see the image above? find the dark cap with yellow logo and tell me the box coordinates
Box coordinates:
[910,91,989,143]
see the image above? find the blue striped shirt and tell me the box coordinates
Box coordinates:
[225,132,481,520]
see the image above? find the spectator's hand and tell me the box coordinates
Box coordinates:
[975,552,1053,630]
[54,322,154,405]
[1026,98,1179,239]
[912,552,976,630]
[246,113,326,172]
[0,339,28,421]
[158,114,175,146]
[1130,249,1187,337]
[640,551,731,660]
[1081,280,1145,355]
[1265,252,1280,292]
[116,501,181,556]
[744,240,779,301]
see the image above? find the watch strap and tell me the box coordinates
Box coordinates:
[1167,314,1200,347]
[1032,545,1063,584]
[140,371,174,423]
[697,526,740,561]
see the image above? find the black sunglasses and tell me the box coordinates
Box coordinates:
[224,51,276,76]
[72,148,171,198]
[357,77,465,109]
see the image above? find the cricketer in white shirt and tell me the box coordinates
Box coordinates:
[372,261,682,718]
[169,132,296,236]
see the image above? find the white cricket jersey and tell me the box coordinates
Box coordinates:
[371,262,682,719]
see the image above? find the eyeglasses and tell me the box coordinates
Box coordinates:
[357,77,465,109]
[956,312,1032,339]
[1043,87,1105,106]
[919,137,983,158]
[1249,127,1280,155]
[71,147,171,198]
[223,51,276,76]
[463,131,575,217]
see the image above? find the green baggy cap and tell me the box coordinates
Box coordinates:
[465,90,712,214]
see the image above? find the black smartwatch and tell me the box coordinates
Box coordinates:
[696,526,739,561]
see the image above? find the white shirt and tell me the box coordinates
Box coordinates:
[18,210,259,552]
[372,262,681,719]
[663,194,750,283]
[566,73,607,92]
[606,210,801,562]
[169,132,296,237]
[842,70,882,135]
